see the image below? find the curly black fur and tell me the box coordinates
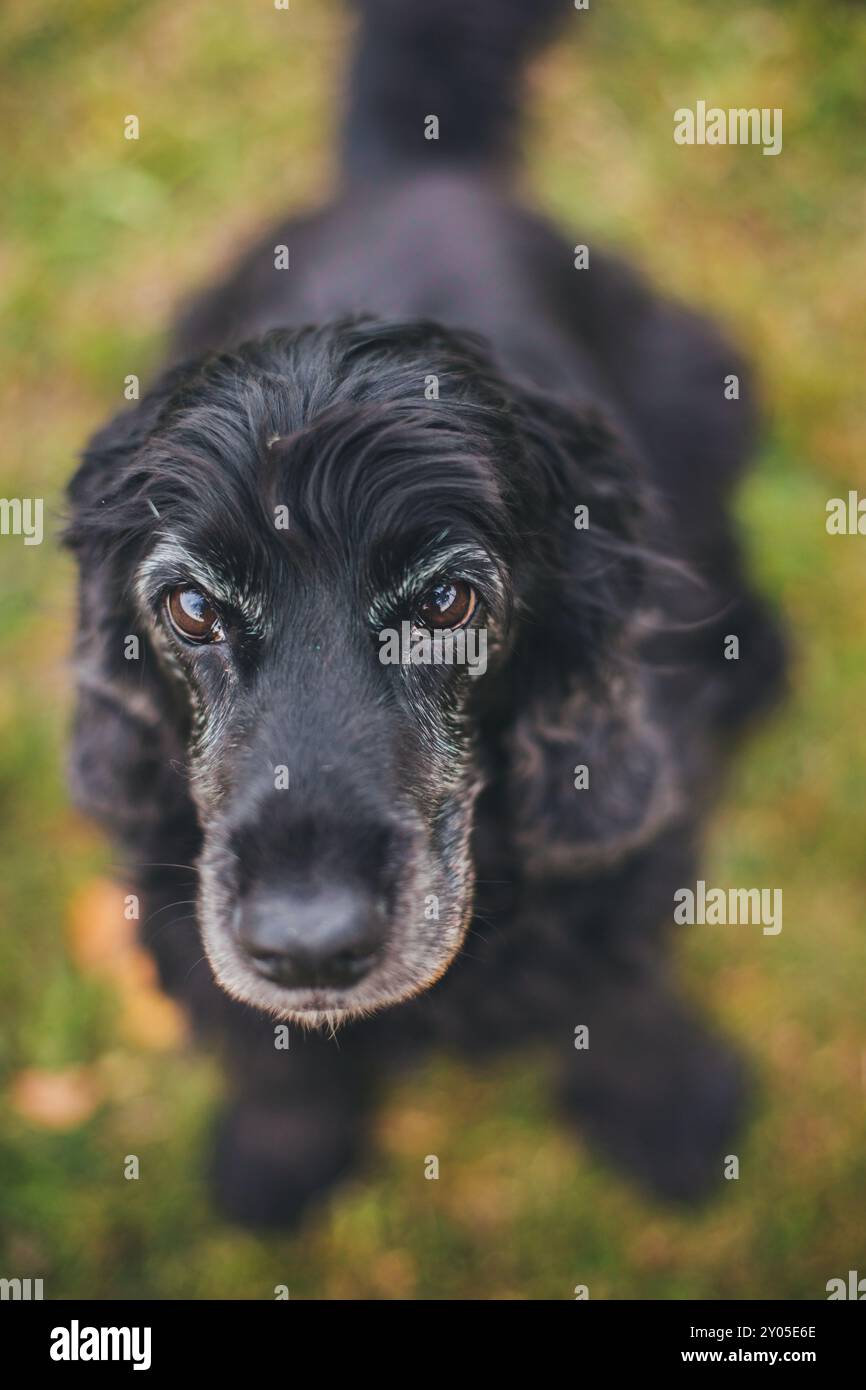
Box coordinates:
[65,0,786,1225]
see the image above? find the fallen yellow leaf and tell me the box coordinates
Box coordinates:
[9,1066,101,1130]
[67,878,186,1050]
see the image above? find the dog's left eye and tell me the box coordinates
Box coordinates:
[415,579,477,630]
[166,586,225,644]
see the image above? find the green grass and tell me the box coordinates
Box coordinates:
[1,0,864,1299]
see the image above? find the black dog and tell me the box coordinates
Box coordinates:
[65,0,785,1226]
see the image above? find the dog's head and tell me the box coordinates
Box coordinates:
[66,319,672,1024]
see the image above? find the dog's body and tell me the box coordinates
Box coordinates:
[66,0,785,1225]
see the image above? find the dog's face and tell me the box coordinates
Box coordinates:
[67,320,660,1025]
[140,529,503,1027]
[134,423,512,1024]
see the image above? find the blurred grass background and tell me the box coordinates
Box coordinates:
[1,0,865,1299]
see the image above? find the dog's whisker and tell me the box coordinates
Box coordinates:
[142,899,197,925]
[182,955,209,986]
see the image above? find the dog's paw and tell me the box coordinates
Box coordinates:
[210,1096,364,1229]
[557,1005,751,1203]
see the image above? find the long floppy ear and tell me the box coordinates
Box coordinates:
[64,380,197,855]
[504,390,682,876]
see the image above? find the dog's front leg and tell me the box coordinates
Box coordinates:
[135,873,375,1228]
[503,864,751,1203]
[554,966,750,1203]
[210,1024,375,1229]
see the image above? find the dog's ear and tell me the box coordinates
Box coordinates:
[64,378,196,853]
[66,364,191,516]
[503,390,681,875]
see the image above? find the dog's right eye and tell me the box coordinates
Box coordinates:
[166,587,225,644]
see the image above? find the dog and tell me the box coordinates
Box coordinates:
[64,0,786,1227]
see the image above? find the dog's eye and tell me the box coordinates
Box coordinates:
[166,587,225,644]
[416,579,476,630]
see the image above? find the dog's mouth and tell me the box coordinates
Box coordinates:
[200,918,468,1026]
[192,780,482,1023]
[196,851,475,1025]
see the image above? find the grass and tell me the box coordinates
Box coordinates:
[0,0,864,1299]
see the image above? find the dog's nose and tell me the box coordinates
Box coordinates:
[236,885,385,989]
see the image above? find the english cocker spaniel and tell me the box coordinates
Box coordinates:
[65,0,786,1225]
